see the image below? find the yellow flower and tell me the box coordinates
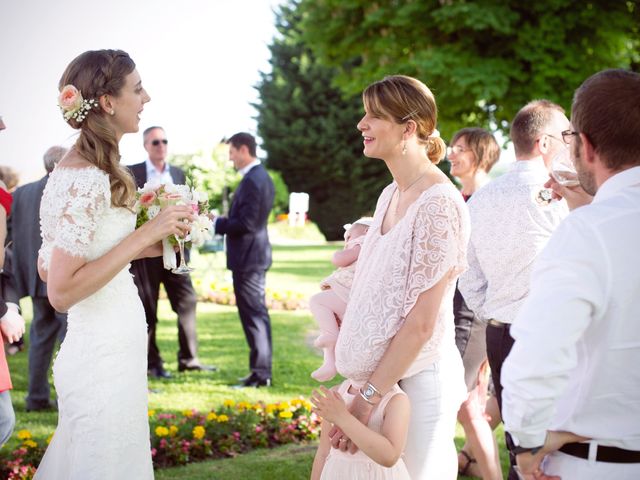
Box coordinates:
[169,425,178,437]
[216,414,229,423]
[265,404,277,415]
[155,426,170,437]
[302,400,313,411]
[223,399,235,408]
[236,401,250,411]
[207,412,218,421]
[192,425,205,440]
[148,409,156,417]
[291,399,302,407]
[17,430,32,440]
[278,401,290,411]
[279,411,293,419]
[23,440,38,448]
[46,434,53,445]
[183,409,194,418]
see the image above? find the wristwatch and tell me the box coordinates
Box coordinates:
[359,382,382,405]
[513,445,543,456]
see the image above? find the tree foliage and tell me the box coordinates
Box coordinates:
[298,0,640,139]
[255,2,391,240]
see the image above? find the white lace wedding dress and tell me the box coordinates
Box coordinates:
[35,166,153,479]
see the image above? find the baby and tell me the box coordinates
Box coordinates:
[309,217,372,382]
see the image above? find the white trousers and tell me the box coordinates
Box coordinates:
[399,353,465,479]
[543,449,640,479]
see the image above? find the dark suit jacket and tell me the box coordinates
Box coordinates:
[8,175,49,299]
[215,164,275,272]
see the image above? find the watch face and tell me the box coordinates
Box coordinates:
[364,386,374,398]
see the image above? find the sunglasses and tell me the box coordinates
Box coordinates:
[151,139,168,146]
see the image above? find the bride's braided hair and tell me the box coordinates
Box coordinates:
[59,49,137,209]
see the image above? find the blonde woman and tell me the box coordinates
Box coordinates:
[331,75,469,478]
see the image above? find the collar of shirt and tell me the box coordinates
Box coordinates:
[593,165,640,204]
[145,158,173,187]
[239,159,261,177]
[511,157,548,174]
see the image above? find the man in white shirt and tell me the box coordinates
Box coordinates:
[459,100,570,479]
[129,127,215,378]
[502,69,640,479]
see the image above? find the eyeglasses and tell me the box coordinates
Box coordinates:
[447,145,469,156]
[561,130,579,144]
[151,139,168,146]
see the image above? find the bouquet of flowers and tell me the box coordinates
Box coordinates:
[135,183,213,271]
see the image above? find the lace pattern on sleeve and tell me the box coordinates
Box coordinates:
[39,167,110,271]
[401,192,467,319]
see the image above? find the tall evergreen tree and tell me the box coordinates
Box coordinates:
[255,2,391,240]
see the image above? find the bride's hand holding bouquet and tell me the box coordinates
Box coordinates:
[135,183,213,273]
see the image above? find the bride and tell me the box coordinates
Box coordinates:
[35,49,193,479]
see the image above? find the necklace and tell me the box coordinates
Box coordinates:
[394,170,428,215]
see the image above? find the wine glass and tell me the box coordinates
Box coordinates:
[160,193,194,275]
[550,148,580,187]
[172,197,196,275]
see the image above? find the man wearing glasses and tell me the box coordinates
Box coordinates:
[458,100,570,479]
[502,70,640,479]
[129,126,214,378]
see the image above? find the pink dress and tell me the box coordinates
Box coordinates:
[319,235,365,302]
[320,381,411,480]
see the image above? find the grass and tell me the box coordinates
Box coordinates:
[5,241,510,478]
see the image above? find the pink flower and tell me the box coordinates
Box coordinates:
[58,85,83,113]
[139,191,157,207]
[151,448,157,457]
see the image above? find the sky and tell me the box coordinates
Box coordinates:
[0,0,283,183]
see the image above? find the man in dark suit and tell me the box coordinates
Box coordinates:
[129,126,213,378]
[9,146,67,411]
[214,132,275,387]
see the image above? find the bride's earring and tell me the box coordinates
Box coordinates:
[110,110,115,116]
[402,140,407,156]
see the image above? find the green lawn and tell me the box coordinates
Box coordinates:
[5,242,509,479]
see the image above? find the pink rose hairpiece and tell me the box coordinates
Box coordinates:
[58,84,98,123]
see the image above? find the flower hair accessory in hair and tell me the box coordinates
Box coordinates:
[429,129,440,139]
[58,84,98,123]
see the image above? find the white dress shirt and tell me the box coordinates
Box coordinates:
[145,158,173,187]
[502,166,640,450]
[458,158,568,323]
[238,159,261,177]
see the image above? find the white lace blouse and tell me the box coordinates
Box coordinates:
[335,181,470,382]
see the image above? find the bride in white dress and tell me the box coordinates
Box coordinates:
[35,49,193,480]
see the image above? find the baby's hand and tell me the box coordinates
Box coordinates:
[311,386,349,425]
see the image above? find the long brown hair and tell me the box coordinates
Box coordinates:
[363,75,446,164]
[58,49,137,208]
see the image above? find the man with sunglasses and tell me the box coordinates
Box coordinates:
[129,126,214,378]
[459,100,570,479]
[502,70,640,480]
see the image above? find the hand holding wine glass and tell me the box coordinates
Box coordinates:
[550,148,580,187]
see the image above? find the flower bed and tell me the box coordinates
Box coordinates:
[0,398,320,478]
[193,279,307,311]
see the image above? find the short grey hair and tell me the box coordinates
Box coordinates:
[43,146,68,173]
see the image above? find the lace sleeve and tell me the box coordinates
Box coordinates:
[39,168,110,270]
[402,191,467,318]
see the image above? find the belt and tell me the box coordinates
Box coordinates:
[487,319,510,328]
[559,442,640,464]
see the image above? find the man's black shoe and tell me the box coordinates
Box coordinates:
[178,363,217,373]
[26,401,56,412]
[233,373,271,388]
[148,366,172,379]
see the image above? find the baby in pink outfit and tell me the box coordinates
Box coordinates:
[310,217,372,382]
